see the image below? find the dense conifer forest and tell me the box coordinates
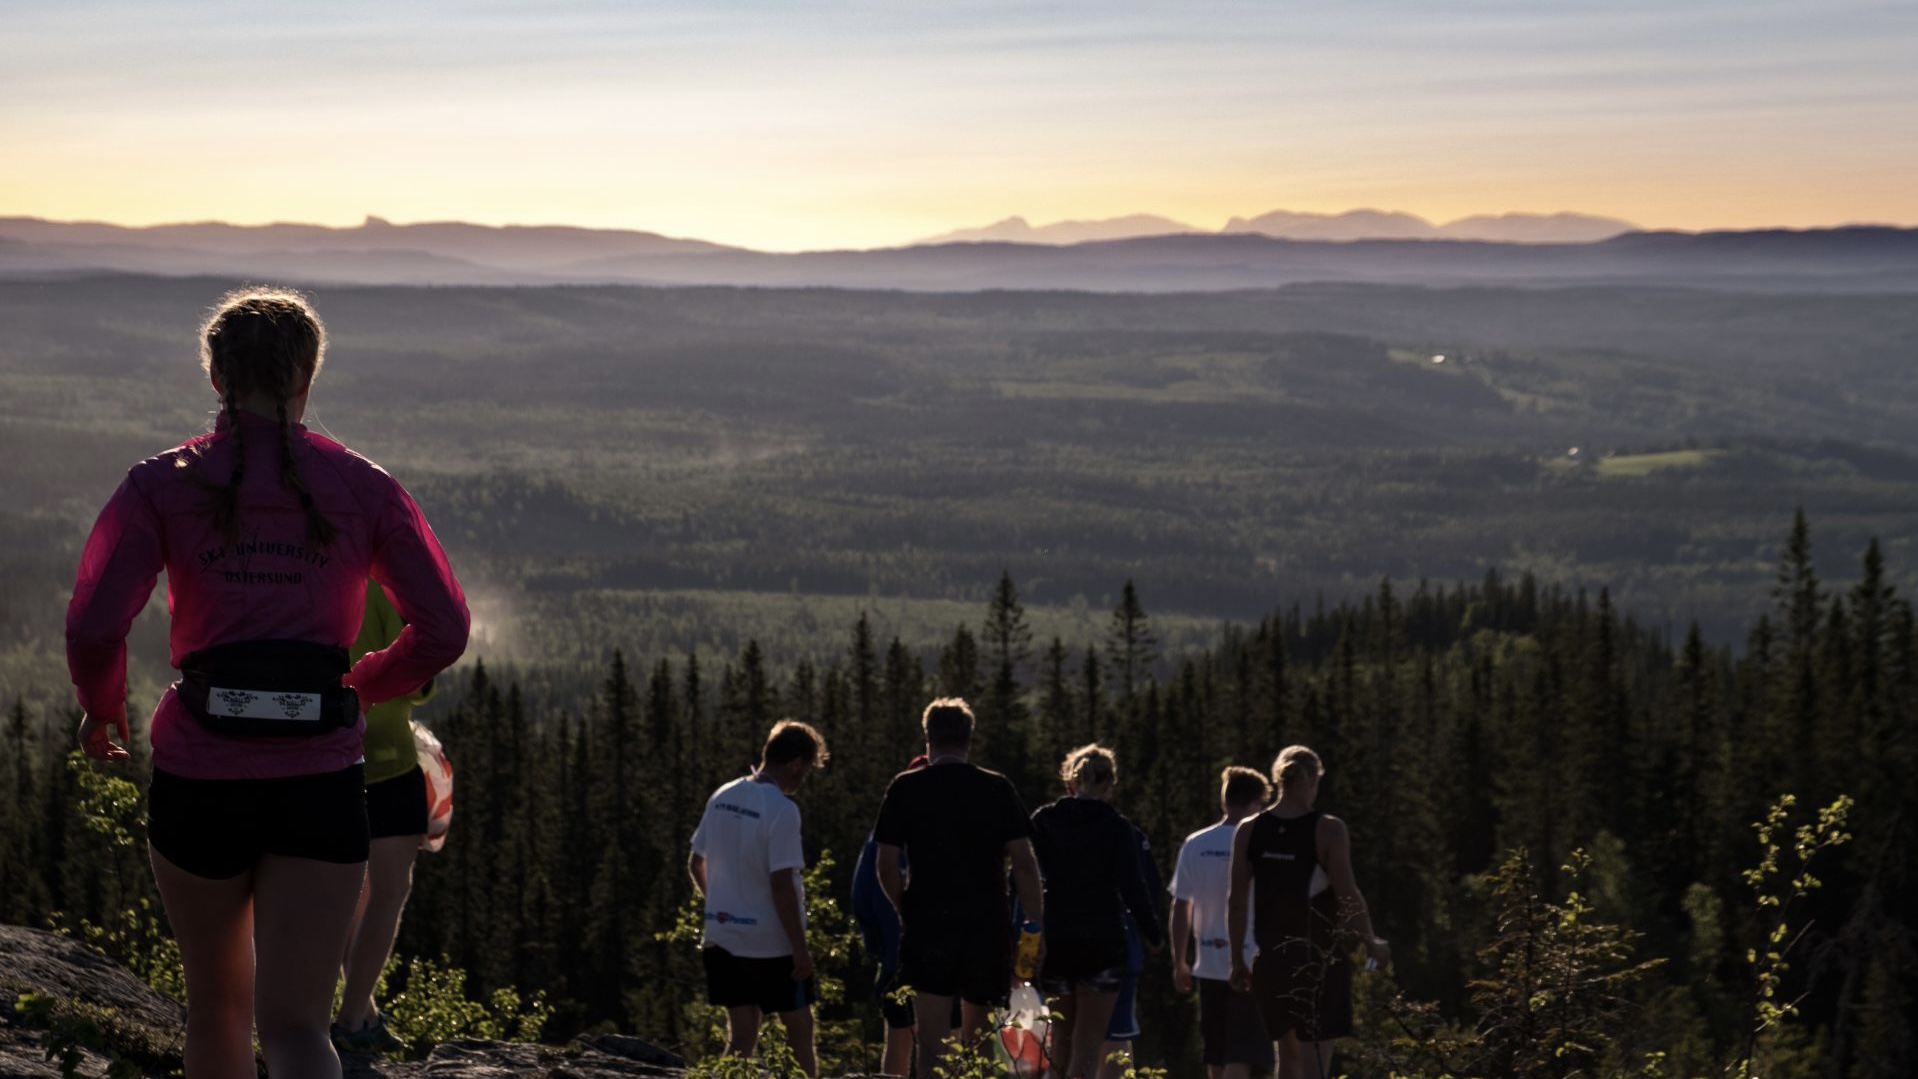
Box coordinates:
[2,513,1911,1077]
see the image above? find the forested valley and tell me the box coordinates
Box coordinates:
[3,275,1917,1076]
[2,512,1911,1078]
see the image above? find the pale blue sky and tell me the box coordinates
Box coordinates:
[3,0,1912,248]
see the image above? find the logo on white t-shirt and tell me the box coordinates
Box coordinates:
[691,776,807,959]
[1170,821,1257,979]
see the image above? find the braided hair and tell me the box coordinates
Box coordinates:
[199,288,335,546]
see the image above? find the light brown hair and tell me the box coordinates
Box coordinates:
[1272,745,1324,795]
[198,287,334,546]
[1060,743,1118,789]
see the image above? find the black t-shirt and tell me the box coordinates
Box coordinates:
[872,760,1031,922]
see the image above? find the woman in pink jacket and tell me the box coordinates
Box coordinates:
[67,288,469,1079]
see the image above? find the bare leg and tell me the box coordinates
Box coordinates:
[911,992,954,1078]
[1068,989,1119,1079]
[776,1008,817,1078]
[336,835,420,1030]
[151,847,256,1079]
[1273,1036,1337,1079]
[1304,1039,1336,1079]
[957,999,991,1048]
[253,854,365,1079]
[724,1005,761,1058]
[1048,993,1077,1078]
[882,1024,915,1077]
[1222,1063,1254,1079]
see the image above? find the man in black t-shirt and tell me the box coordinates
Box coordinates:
[874,697,1044,1077]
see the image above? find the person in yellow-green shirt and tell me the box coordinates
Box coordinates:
[333,579,436,1054]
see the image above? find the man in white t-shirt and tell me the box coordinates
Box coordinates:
[1170,766,1274,1079]
[689,719,829,1077]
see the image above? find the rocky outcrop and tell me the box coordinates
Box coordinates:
[342,1038,682,1079]
[0,925,184,1079]
[0,926,683,1079]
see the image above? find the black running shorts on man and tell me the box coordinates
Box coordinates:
[365,764,428,839]
[1199,977,1275,1069]
[871,759,1031,1006]
[148,764,370,879]
[702,946,817,1014]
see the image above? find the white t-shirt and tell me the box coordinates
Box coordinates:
[1169,819,1257,980]
[691,775,807,958]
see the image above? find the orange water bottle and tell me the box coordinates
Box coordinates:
[1014,920,1043,981]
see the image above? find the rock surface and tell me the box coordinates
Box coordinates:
[0,926,683,1079]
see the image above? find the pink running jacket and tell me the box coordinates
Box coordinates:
[67,410,470,780]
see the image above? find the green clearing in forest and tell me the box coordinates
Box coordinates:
[1595,448,1724,476]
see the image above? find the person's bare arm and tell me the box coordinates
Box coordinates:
[1171,897,1195,993]
[877,842,906,914]
[771,867,814,981]
[1227,819,1256,991]
[1320,815,1390,969]
[1007,838,1044,923]
[688,852,707,896]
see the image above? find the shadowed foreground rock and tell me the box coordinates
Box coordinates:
[0,926,683,1079]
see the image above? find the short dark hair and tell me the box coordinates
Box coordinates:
[1221,765,1271,810]
[763,719,829,768]
[922,697,975,749]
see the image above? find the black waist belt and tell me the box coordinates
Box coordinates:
[177,640,359,738]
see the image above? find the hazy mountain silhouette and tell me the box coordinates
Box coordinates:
[926,208,1639,245]
[918,214,1201,245]
[555,228,1918,292]
[3,216,1912,293]
[1436,212,1639,242]
[1221,208,1636,242]
[0,215,734,274]
[1224,208,1439,240]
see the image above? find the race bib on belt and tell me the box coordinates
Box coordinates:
[210,687,323,722]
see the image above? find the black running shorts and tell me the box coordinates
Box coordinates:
[702,946,816,1014]
[1039,927,1129,994]
[1199,976,1275,1068]
[148,764,369,880]
[365,764,428,840]
[900,915,1011,1007]
[1251,942,1354,1041]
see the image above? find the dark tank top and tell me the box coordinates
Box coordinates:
[1246,809,1339,952]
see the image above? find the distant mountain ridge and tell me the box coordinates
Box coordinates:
[2,215,1915,293]
[0,214,734,273]
[927,208,1639,245]
[918,214,1201,245]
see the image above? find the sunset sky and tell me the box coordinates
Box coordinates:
[3,0,1913,251]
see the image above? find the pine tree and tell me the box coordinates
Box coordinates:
[1037,637,1074,774]
[1079,644,1103,744]
[1105,579,1158,703]
[881,636,924,764]
[1774,507,1822,654]
[982,572,1035,793]
[850,611,879,733]
[0,699,42,924]
[983,570,1033,723]
[584,649,645,1021]
[938,624,982,702]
